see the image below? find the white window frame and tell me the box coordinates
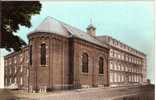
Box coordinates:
[20,77,23,85]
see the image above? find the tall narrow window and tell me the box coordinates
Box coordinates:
[5,78,7,85]
[20,77,23,85]
[9,77,11,84]
[15,77,17,84]
[20,65,23,72]
[29,45,32,65]
[40,43,46,65]
[82,53,88,73]
[15,66,16,73]
[99,57,104,74]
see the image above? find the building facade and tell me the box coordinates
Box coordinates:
[4,46,29,89]
[4,17,147,92]
[96,36,147,87]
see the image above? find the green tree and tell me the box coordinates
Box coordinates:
[1,1,42,51]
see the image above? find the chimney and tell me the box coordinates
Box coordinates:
[86,19,96,36]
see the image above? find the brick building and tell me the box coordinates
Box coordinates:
[4,17,147,92]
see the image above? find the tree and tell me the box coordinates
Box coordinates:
[1,1,42,51]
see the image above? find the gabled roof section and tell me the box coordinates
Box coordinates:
[29,16,108,48]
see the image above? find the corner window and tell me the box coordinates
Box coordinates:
[40,43,46,65]
[82,53,88,73]
[99,57,104,74]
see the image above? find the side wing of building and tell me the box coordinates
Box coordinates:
[4,46,29,90]
[96,36,147,87]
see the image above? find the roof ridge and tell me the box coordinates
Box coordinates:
[52,17,106,44]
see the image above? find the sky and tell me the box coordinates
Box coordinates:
[0,1,154,87]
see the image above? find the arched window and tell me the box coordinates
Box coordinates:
[99,57,104,74]
[40,43,46,65]
[82,53,88,73]
[29,45,32,65]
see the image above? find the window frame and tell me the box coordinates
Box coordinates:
[81,53,89,73]
[40,43,46,66]
[29,45,32,65]
[99,57,104,74]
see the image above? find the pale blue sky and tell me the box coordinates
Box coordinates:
[1,1,154,84]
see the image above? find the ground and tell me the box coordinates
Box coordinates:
[0,85,154,100]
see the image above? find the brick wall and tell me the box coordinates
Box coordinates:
[72,38,109,87]
[28,33,109,91]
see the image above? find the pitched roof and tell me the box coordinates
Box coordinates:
[29,16,108,48]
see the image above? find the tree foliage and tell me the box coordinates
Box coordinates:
[1,1,42,51]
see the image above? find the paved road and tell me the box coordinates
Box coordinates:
[0,85,154,100]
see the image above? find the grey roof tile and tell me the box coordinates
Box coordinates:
[29,16,108,48]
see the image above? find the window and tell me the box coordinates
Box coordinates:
[99,57,104,74]
[114,51,117,58]
[122,54,124,60]
[118,53,121,59]
[10,67,11,75]
[118,64,121,70]
[27,69,29,77]
[9,58,11,65]
[114,73,117,82]
[112,73,114,82]
[5,68,7,75]
[110,50,113,57]
[15,77,17,84]
[110,73,113,82]
[110,62,113,70]
[129,75,131,82]
[20,54,23,62]
[20,66,23,72]
[9,78,11,84]
[40,43,46,65]
[20,77,23,85]
[122,75,124,82]
[82,53,88,73]
[114,63,117,70]
[14,57,16,63]
[15,66,16,73]
[29,45,32,65]
[116,63,119,70]
[5,78,7,85]
[117,74,120,82]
